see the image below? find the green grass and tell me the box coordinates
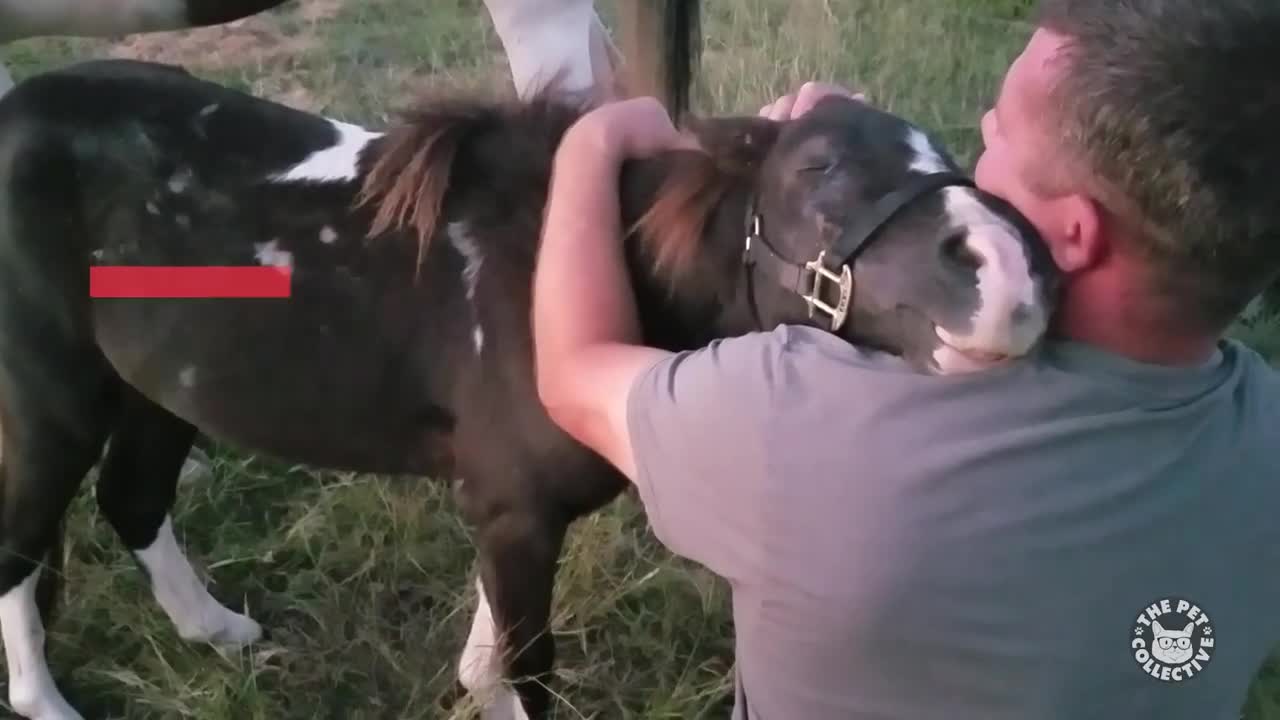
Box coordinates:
[2,0,1279,718]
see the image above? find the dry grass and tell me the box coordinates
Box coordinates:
[2,0,1279,718]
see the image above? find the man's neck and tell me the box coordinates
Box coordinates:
[1051,275,1223,367]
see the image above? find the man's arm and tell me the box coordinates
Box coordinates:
[531,98,696,481]
[531,88,861,579]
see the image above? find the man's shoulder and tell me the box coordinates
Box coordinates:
[749,324,920,375]
[625,325,921,433]
[1219,337,1280,419]
[1219,337,1279,391]
[637,325,916,389]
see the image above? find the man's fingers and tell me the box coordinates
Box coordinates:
[758,83,870,122]
[760,93,797,121]
[792,81,864,117]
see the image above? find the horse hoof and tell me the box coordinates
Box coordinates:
[178,609,262,647]
[178,449,213,486]
[9,682,85,720]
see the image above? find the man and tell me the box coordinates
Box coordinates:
[532,0,1280,717]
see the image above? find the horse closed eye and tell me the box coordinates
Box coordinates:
[798,161,835,174]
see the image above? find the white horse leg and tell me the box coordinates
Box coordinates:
[587,9,622,97]
[0,570,83,720]
[134,516,261,646]
[457,577,528,720]
[481,0,617,99]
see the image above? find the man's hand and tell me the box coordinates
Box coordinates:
[758,80,867,121]
[559,96,703,163]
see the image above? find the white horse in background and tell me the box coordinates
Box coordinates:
[0,0,622,99]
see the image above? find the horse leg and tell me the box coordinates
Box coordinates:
[456,496,567,719]
[586,8,623,98]
[482,0,619,100]
[0,360,118,720]
[93,386,260,646]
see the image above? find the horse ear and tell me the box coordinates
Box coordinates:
[683,115,780,176]
[629,115,779,290]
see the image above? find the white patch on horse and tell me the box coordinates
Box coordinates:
[175,213,191,230]
[935,186,1045,363]
[905,128,951,174]
[0,569,84,720]
[168,167,192,194]
[198,103,219,118]
[447,221,484,301]
[448,221,487,355]
[318,225,338,244]
[902,126,1046,368]
[267,119,382,183]
[145,200,160,215]
[178,365,197,388]
[458,577,528,720]
[135,516,262,646]
[254,239,293,268]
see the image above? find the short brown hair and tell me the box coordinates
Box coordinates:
[1035,0,1280,329]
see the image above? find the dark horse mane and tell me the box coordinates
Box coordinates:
[354,87,783,296]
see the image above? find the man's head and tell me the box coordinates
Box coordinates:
[974,0,1280,349]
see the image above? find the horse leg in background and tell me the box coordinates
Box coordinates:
[0,0,293,95]
[454,481,568,719]
[0,344,119,720]
[93,385,261,646]
[482,0,620,100]
[0,0,293,40]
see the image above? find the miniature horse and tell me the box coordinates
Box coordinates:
[0,35,1057,720]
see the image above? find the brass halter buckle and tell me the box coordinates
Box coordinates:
[801,251,853,332]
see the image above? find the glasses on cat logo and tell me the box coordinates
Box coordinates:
[1157,637,1192,651]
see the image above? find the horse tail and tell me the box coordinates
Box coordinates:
[616,0,703,121]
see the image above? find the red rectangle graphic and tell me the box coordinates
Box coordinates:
[89,266,292,298]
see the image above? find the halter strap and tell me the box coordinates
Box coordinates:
[826,171,975,268]
[741,171,976,332]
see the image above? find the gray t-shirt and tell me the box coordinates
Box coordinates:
[626,324,1280,719]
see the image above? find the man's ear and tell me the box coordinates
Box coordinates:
[1047,193,1107,272]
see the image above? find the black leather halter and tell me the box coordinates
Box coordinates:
[741,171,976,332]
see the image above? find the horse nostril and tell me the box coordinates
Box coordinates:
[941,231,983,271]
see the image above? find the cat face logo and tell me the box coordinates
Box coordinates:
[1131,597,1215,682]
